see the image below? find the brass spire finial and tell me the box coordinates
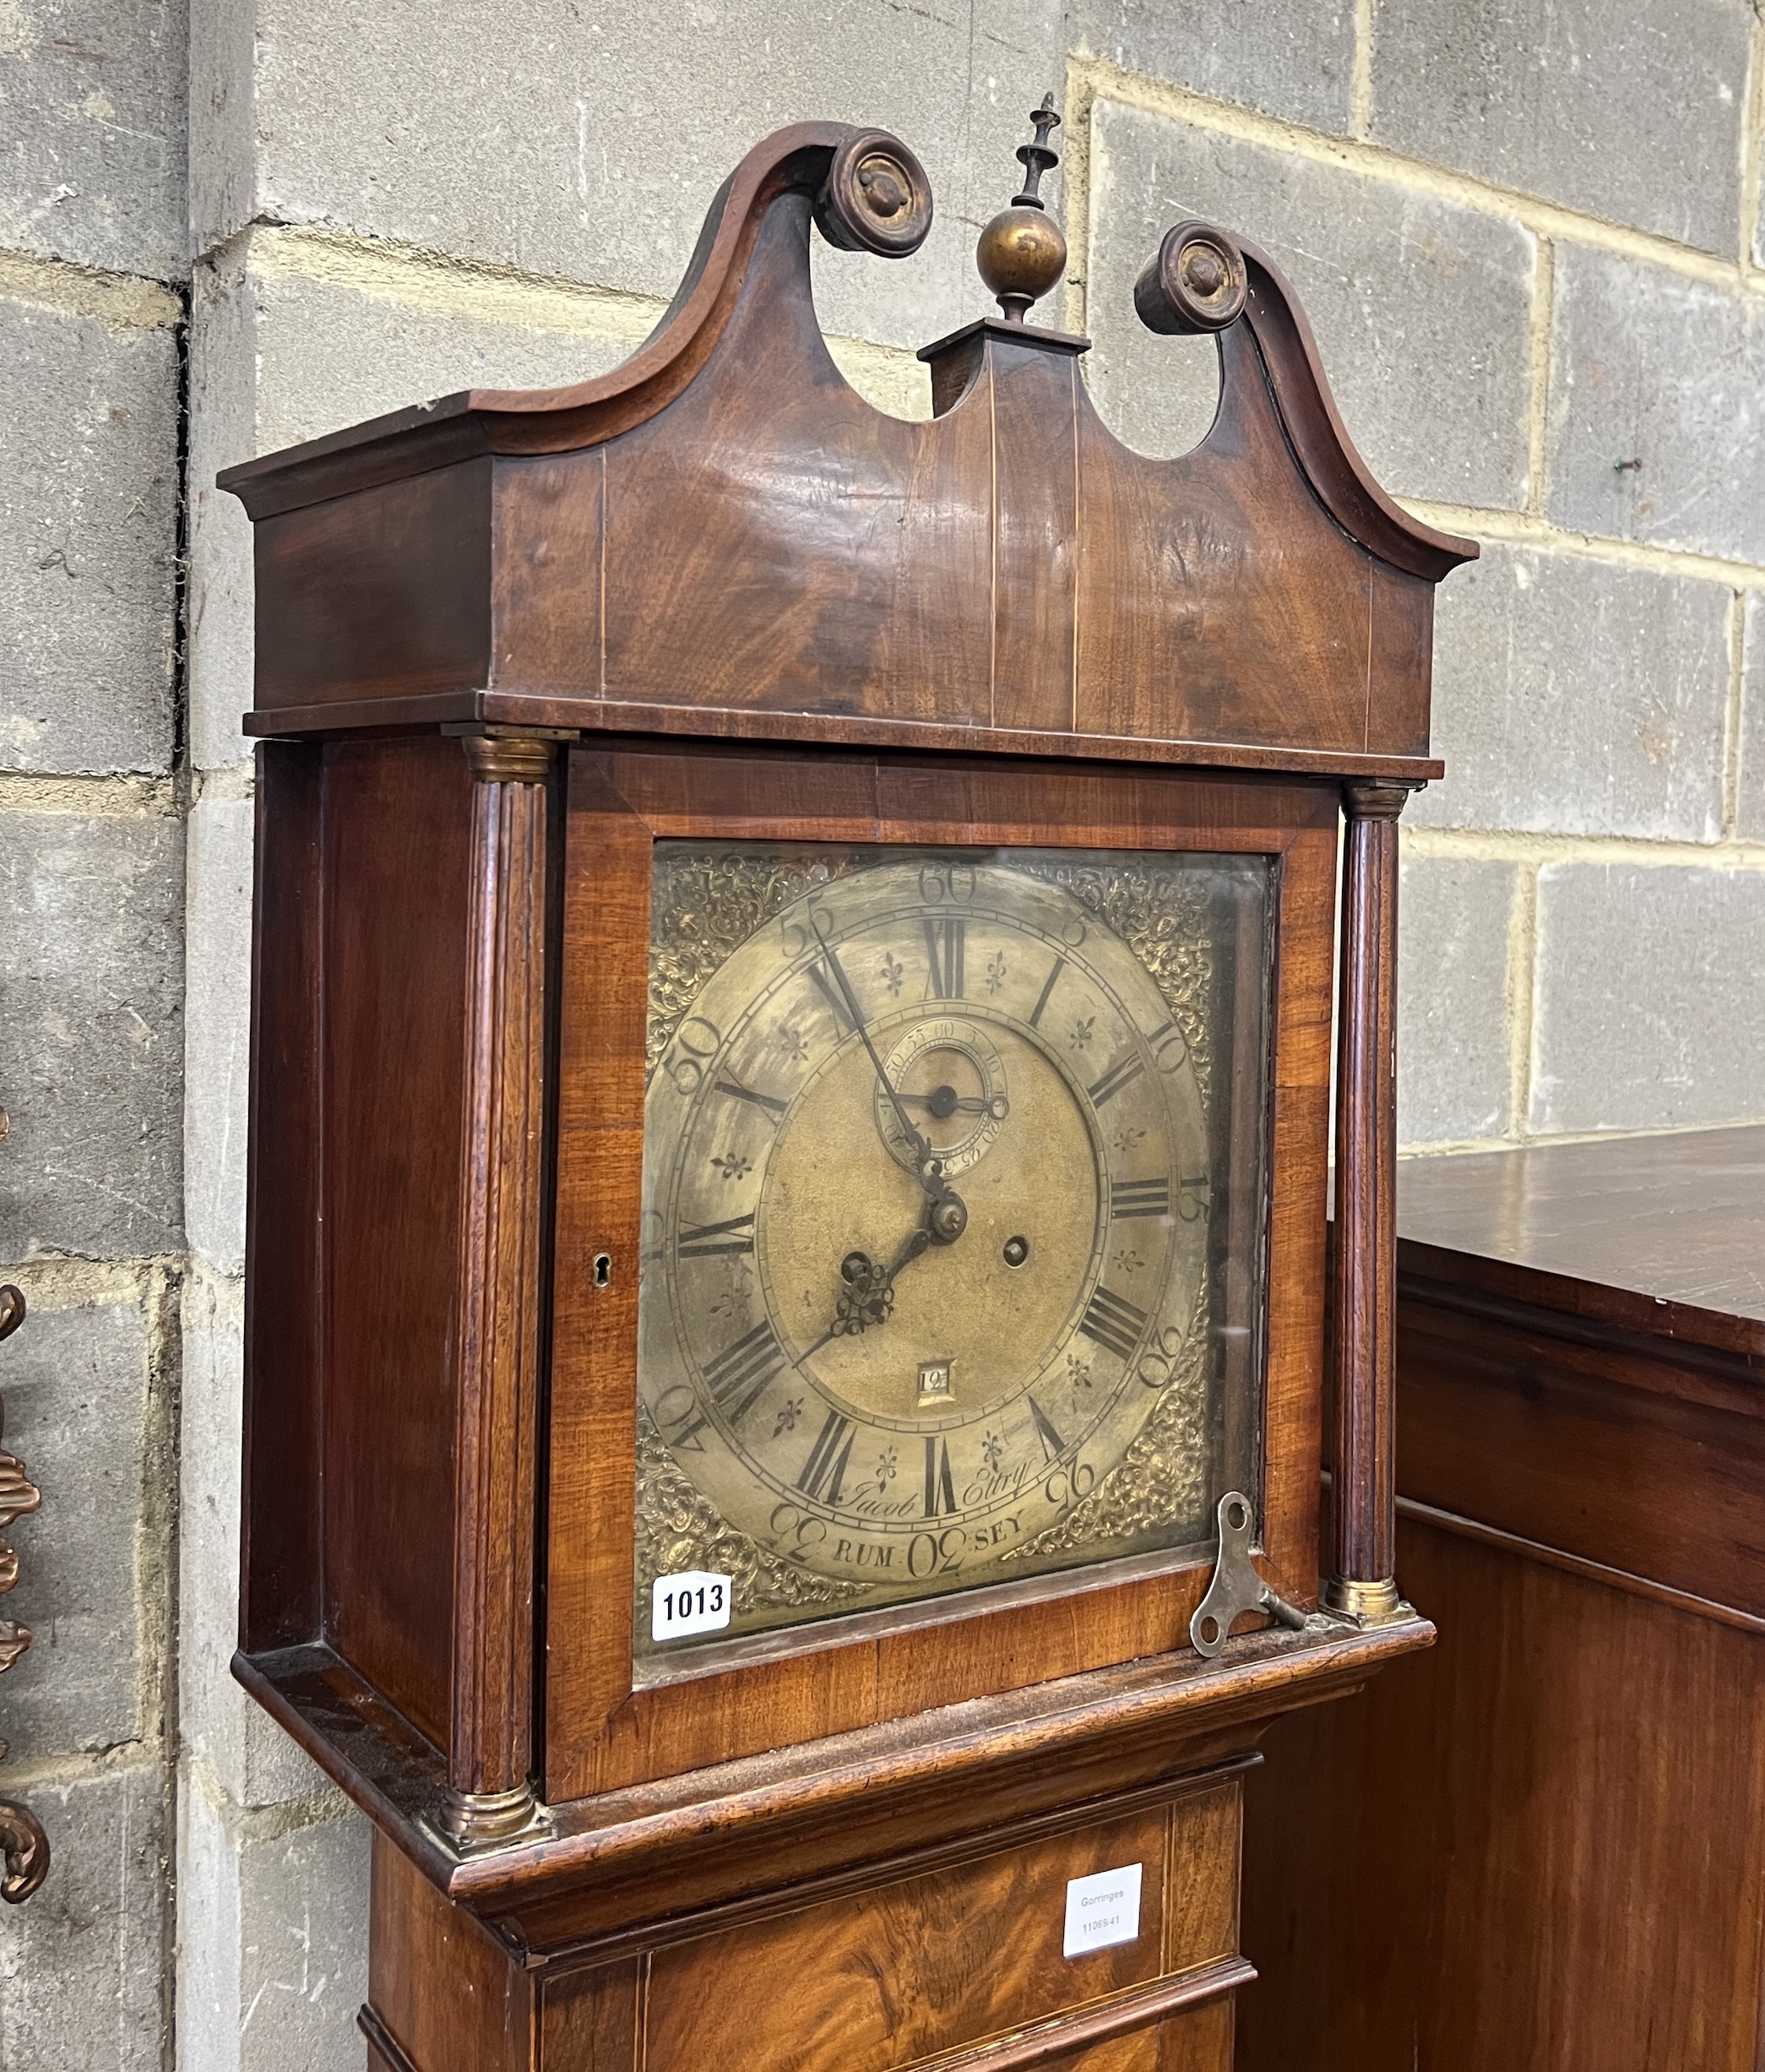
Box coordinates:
[975,92,1068,324]
[1013,91,1062,208]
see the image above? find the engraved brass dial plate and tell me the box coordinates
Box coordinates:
[633,844,1270,1667]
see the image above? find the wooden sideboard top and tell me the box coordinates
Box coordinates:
[1250,1130,1765,2072]
[1395,1125,1765,1362]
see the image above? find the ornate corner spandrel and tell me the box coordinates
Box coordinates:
[0,1283,49,1901]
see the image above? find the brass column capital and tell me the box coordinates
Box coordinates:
[1342,778,1421,823]
[455,727,574,786]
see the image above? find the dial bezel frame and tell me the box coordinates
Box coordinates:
[544,740,1339,1803]
[631,841,1259,1669]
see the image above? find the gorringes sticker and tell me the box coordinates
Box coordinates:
[1062,1862,1143,1959]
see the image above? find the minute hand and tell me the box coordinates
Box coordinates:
[817,940,933,1173]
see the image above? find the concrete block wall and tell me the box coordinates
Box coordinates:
[1067,23,1765,1149]
[3,0,1763,2064]
[0,0,187,2062]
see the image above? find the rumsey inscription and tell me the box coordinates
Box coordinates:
[633,842,1270,1662]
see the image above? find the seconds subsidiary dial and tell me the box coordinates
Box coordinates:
[635,846,1260,1660]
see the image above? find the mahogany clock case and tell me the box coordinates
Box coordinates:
[221,116,1469,2032]
[245,736,1338,1786]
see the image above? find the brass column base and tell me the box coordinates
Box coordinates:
[1323,1575,1404,1623]
[435,1783,547,1851]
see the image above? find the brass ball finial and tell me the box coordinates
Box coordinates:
[975,91,1068,324]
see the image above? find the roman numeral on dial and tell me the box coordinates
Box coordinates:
[702,1319,786,1427]
[1029,956,1066,1029]
[923,1436,958,1516]
[676,1210,756,1259]
[922,916,965,998]
[1028,1396,1067,1465]
[714,1074,788,1123]
[1078,1285,1149,1362]
[1087,1052,1147,1108]
[1147,1019,1190,1071]
[661,1404,710,1452]
[796,1409,855,1504]
[1110,1177,1170,1220]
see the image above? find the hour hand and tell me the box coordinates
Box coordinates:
[827,1228,931,1339]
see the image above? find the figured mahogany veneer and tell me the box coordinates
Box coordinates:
[224,112,1469,2071]
[361,1767,1254,2072]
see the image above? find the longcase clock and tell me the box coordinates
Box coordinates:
[220,100,1473,2072]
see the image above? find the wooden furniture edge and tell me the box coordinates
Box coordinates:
[231,1644,453,1848]
[1399,1267,1765,1422]
[1236,240,1474,583]
[1399,1236,1765,1368]
[899,1956,1257,2072]
[355,1953,1256,2072]
[1395,1494,1765,1637]
[239,696,1447,781]
[219,122,879,517]
[466,1635,1432,1911]
[519,1759,1263,1973]
[359,2004,421,2072]
[236,1616,1431,1917]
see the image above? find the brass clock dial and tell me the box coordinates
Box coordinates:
[634,844,1269,1664]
